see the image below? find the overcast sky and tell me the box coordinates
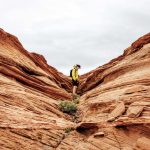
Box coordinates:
[0,0,150,75]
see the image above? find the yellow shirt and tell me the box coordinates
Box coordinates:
[72,68,78,81]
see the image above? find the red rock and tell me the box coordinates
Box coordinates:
[94,131,105,137]
[132,33,150,51]
[126,105,144,118]
[107,102,126,122]
[123,147,133,150]
[134,137,150,150]
[0,29,150,150]
[0,28,73,149]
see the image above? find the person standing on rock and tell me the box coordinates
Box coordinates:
[70,64,81,97]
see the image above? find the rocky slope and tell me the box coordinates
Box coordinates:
[0,29,150,150]
[0,28,73,150]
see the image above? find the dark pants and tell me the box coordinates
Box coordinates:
[72,79,79,86]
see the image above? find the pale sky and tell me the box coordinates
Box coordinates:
[0,0,150,75]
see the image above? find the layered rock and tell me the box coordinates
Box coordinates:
[57,33,150,149]
[0,28,73,150]
[0,29,150,150]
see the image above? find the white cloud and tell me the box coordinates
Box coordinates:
[0,0,150,75]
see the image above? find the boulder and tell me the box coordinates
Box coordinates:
[127,105,144,118]
[107,102,126,122]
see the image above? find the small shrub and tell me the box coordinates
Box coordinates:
[64,127,74,133]
[59,101,77,114]
[72,94,80,104]
[73,94,80,100]
[73,98,80,104]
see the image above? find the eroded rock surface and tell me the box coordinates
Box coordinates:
[134,137,150,150]
[0,29,73,150]
[0,29,150,150]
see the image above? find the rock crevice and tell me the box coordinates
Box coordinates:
[0,29,150,150]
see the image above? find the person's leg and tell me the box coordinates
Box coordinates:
[73,86,77,95]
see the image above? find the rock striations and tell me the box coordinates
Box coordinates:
[0,28,150,150]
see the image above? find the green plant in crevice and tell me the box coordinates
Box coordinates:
[59,101,77,114]
[64,127,75,133]
[73,94,80,104]
[73,98,80,104]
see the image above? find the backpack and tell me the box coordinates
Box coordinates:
[70,69,73,77]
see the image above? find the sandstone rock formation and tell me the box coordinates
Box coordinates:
[0,28,150,150]
[0,28,73,150]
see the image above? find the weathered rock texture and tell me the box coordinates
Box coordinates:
[0,28,73,150]
[0,29,150,150]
